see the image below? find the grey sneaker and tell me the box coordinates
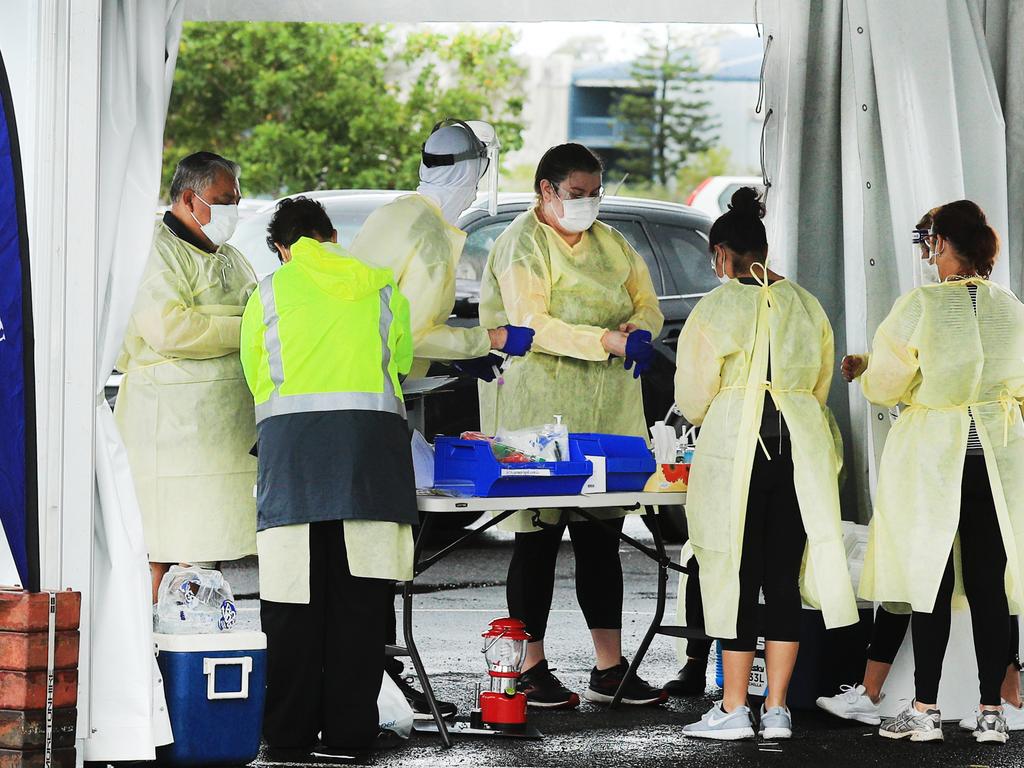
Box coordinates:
[960,701,1024,731]
[878,702,943,742]
[683,702,755,741]
[974,709,1010,744]
[760,704,793,739]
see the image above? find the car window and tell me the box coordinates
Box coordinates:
[717,183,766,216]
[650,223,720,295]
[602,218,664,294]
[462,218,513,283]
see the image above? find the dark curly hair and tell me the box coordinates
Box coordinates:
[266,196,334,260]
[931,200,999,278]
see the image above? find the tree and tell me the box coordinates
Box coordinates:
[162,23,526,199]
[611,29,718,188]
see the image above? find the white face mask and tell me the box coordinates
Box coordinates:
[919,257,940,285]
[191,193,239,246]
[551,195,601,234]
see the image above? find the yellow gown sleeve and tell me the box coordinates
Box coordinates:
[352,199,491,363]
[814,312,835,407]
[391,282,414,377]
[674,314,723,426]
[860,292,922,408]
[492,237,608,361]
[623,241,665,336]
[132,237,242,360]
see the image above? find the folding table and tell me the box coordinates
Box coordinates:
[402,491,696,747]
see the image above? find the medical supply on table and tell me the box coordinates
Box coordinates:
[155,565,237,635]
[495,419,570,464]
[650,421,677,465]
[433,437,592,497]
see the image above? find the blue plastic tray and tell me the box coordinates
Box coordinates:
[569,433,656,492]
[433,437,592,497]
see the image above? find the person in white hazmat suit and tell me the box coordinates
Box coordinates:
[115,151,257,601]
[675,187,857,742]
[348,119,534,717]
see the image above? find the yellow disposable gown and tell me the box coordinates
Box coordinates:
[349,193,491,379]
[115,221,258,563]
[478,208,663,530]
[675,277,858,639]
[857,279,1024,615]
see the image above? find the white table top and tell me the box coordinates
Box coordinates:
[416,491,686,513]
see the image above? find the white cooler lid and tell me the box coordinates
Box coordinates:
[155,631,267,652]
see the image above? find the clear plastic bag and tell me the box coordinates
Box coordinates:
[377,671,414,739]
[154,565,238,634]
[495,419,569,463]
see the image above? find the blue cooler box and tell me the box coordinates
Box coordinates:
[433,436,593,497]
[569,433,656,492]
[156,631,267,766]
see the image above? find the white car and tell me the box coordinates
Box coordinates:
[685,175,765,219]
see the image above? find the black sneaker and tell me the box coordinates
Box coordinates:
[664,657,708,697]
[516,660,580,709]
[387,668,457,718]
[583,657,668,706]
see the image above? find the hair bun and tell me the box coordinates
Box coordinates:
[729,186,766,220]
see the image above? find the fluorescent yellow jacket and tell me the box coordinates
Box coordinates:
[240,237,412,422]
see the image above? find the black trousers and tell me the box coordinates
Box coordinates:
[721,437,807,653]
[506,516,624,644]
[683,554,713,660]
[261,521,393,749]
[912,455,1010,706]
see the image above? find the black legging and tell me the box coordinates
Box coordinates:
[721,436,807,653]
[912,454,1010,706]
[506,516,624,644]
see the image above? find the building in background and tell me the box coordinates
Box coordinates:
[505,36,763,184]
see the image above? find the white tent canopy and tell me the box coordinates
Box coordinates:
[2,0,1022,761]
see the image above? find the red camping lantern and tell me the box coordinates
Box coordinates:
[472,617,530,731]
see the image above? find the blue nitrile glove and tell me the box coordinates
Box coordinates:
[623,329,654,379]
[452,353,504,382]
[501,325,535,357]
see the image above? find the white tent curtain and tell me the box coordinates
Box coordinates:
[760,0,1024,520]
[85,0,184,760]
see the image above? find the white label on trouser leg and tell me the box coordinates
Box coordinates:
[203,657,253,700]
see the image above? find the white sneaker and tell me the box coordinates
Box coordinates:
[759,704,793,739]
[879,702,943,742]
[815,684,882,725]
[974,709,1010,744]
[683,702,756,741]
[959,700,1024,731]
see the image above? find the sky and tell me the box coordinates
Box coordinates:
[421,22,758,62]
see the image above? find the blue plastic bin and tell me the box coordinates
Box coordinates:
[433,437,593,497]
[569,433,656,492]
[155,631,267,766]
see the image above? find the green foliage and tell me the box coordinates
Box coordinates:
[163,23,526,199]
[611,29,719,187]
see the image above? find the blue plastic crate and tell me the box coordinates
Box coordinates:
[433,437,592,497]
[570,433,656,492]
[155,632,267,766]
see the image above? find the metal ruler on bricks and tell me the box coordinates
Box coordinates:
[45,591,56,768]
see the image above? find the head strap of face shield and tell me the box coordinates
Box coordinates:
[912,227,930,245]
[421,118,488,168]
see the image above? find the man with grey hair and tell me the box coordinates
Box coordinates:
[115,151,258,600]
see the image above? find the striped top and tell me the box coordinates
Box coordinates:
[966,283,983,454]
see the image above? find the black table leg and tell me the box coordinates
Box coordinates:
[402,513,453,748]
[610,504,669,709]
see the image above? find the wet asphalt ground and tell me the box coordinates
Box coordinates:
[219,517,1024,768]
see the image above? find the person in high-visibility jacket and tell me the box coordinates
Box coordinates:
[240,196,418,752]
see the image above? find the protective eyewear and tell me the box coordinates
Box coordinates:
[552,183,604,201]
[422,118,492,179]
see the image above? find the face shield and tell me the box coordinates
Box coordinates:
[912,227,939,286]
[421,118,501,215]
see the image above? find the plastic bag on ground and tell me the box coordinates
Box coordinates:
[155,565,237,634]
[378,671,414,738]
